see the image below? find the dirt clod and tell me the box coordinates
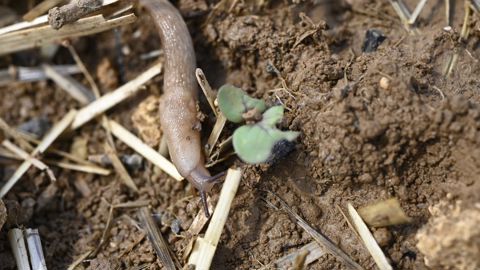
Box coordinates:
[417,201,480,270]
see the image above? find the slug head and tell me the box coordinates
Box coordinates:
[187,165,226,218]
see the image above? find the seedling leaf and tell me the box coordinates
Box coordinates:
[233,124,299,164]
[218,85,266,123]
[260,106,284,127]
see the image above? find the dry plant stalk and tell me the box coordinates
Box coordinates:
[0,144,109,175]
[264,241,325,269]
[357,198,411,227]
[206,114,227,157]
[0,110,77,198]
[3,128,110,175]
[388,0,411,25]
[270,192,363,270]
[16,129,102,167]
[8,229,31,270]
[67,250,92,270]
[0,0,123,35]
[104,142,139,192]
[188,168,242,269]
[2,140,56,181]
[195,68,227,158]
[292,250,309,270]
[66,44,101,97]
[183,198,214,260]
[187,197,214,236]
[48,0,131,28]
[0,117,33,151]
[43,63,94,104]
[15,119,110,169]
[0,13,136,55]
[139,207,176,270]
[445,0,472,76]
[207,135,233,167]
[348,203,393,270]
[0,65,81,86]
[0,15,48,36]
[446,0,451,25]
[24,228,47,270]
[45,160,110,175]
[196,68,218,116]
[106,120,183,181]
[48,0,103,29]
[93,200,150,256]
[0,200,5,231]
[64,41,127,192]
[408,0,428,25]
[71,62,162,129]
[23,0,65,21]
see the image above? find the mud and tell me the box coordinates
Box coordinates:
[0,0,479,269]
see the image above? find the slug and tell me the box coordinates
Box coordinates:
[141,0,221,217]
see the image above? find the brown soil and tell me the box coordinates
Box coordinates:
[1,0,480,269]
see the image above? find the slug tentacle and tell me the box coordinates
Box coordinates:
[188,170,227,218]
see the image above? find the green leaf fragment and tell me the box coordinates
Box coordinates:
[260,106,284,127]
[233,124,300,164]
[217,84,266,123]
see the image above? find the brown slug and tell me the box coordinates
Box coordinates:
[141,0,222,217]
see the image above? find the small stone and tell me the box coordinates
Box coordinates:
[379,77,390,90]
[171,219,182,234]
[96,58,119,90]
[450,95,469,115]
[18,116,51,138]
[373,227,392,247]
[362,29,386,52]
[121,154,143,171]
[267,140,296,165]
[358,173,373,184]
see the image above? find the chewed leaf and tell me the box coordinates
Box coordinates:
[233,124,300,164]
[218,84,266,123]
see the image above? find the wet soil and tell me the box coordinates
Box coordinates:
[1,0,480,269]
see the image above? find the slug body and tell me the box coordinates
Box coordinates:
[142,0,214,205]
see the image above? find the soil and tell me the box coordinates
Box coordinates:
[1,0,480,269]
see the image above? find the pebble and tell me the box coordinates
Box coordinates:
[362,29,386,52]
[379,77,390,90]
[18,116,51,138]
[373,227,392,247]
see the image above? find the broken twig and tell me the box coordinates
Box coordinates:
[24,0,65,21]
[48,0,103,29]
[188,168,242,269]
[106,120,182,181]
[269,192,363,270]
[8,229,31,270]
[71,62,162,129]
[139,207,177,270]
[348,203,393,270]
[0,14,136,56]
[0,110,77,198]
[24,228,47,270]
[43,64,95,105]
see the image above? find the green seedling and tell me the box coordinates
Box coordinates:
[217,84,299,164]
[218,84,267,123]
